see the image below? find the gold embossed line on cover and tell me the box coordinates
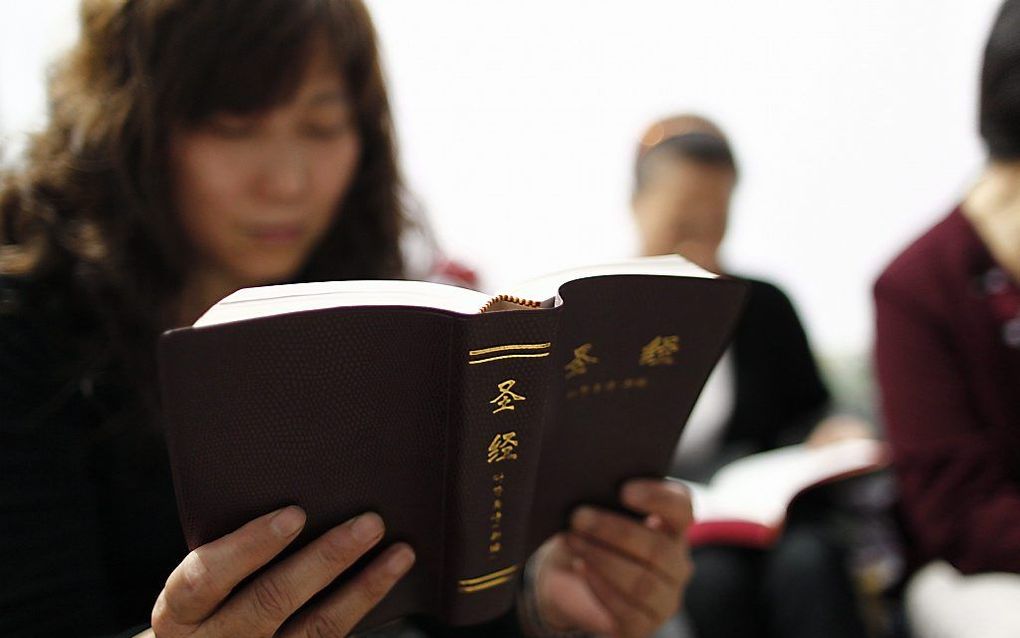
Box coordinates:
[467,343,552,365]
[457,564,521,594]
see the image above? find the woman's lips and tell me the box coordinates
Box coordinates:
[245,224,304,245]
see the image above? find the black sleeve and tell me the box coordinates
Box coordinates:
[725,278,831,451]
[0,286,118,636]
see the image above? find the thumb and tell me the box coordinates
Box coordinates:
[539,558,615,634]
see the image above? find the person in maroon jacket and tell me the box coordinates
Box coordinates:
[874,1,1020,635]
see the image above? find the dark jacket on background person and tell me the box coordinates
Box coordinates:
[674,277,831,481]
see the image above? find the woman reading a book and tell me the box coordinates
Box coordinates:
[875,1,1020,635]
[0,1,693,637]
[632,115,873,638]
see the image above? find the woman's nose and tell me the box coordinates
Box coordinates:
[255,142,309,202]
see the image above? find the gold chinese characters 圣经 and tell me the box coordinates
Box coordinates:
[487,432,519,464]
[560,335,680,400]
[489,379,525,414]
[640,335,681,366]
[564,343,599,379]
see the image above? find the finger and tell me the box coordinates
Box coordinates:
[575,559,659,638]
[213,512,386,637]
[571,507,687,583]
[620,480,693,535]
[565,533,679,622]
[640,516,696,589]
[645,514,684,541]
[640,512,697,587]
[156,506,306,628]
[535,539,615,635]
[279,543,415,638]
[645,513,665,532]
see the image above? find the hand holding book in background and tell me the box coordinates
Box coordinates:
[528,480,694,636]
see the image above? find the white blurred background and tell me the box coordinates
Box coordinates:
[0,0,1005,370]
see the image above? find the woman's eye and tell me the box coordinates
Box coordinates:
[206,117,258,138]
[302,119,352,140]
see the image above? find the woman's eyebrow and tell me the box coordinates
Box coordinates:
[306,90,351,107]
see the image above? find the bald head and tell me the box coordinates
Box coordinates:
[637,114,728,157]
[631,114,737,271]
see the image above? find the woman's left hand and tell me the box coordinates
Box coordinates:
[530,479,694,638]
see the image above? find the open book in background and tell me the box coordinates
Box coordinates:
[682,438,889,548]
[159,255,748,630]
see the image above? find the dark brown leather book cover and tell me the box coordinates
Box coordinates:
[158,273,746,630]
[526,275,747,552]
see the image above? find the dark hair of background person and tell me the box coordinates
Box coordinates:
[0,0,406,401]
[632,116,739,198]
[981,0,1020,160]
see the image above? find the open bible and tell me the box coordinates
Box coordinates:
[683,438,889,548]
[158,255,747,629]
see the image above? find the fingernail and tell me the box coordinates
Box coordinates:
[386,545,415,576]
[623,482,650,505]
[350,512,384,543]
[572,507,598,531]
[270,506,305,538]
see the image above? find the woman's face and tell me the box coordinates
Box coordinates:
[170,48,361,288]
[632,158,734,258]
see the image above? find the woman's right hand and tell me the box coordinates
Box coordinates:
[138,506,414,638]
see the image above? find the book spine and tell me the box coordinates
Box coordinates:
[441,309,560,626]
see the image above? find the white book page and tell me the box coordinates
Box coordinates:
[680,438,886,528]
[194,280,490,327]
[499,254,716,304]
[193,254,715,328]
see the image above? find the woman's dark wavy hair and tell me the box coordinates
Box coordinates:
[0,0,406,393]
[982,0,1020,160]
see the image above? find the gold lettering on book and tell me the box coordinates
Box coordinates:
[640,335,681,366]
[489,473,507,558]
[470,343,552,356]
[458,564,520,593]
[488,432,519,463]
[564,343,599,379]
[567,377,649,400]
[490,380,525,413]
[469,343,551,365]
[470,353,550,365]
